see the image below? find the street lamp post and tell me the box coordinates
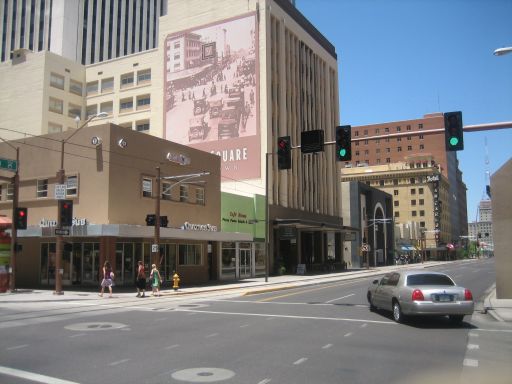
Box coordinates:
[54,112,107,294]
[493,47,512,56]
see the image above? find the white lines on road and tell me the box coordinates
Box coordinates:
[108,359,130,366]
[68,333,86,338]
[205,333,219,338]
[164,344,180,350]
[468,332,479,338]
[257,379,272,384]
[0,365,80,384]
[344,332,353,337]
[325,293,355,304]
[463,359,479,367]
[6,344,28,351]
[467,344,480,350]
[174,308,396,325]
[360,323,368,328]
[293,358,308,365]
[240,324,250,328]
[322,344,333,349]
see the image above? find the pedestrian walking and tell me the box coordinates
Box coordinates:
[136,260,146,297]
[150,264,162,297]
[99,260,114,298]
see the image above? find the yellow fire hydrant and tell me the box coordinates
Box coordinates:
[172,272,180,291]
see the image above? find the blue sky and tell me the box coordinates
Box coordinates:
[296,0,512,221]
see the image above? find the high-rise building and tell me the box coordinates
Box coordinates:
[0,0,167,65]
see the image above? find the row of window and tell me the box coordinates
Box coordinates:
[142,177,205,205]
[354,124,424,137]
[393,188,425,195]
[50,73,84,96]
[394,210,426,217]
[354,135,424,146]
[86,69,151,96]
[49,97,83,119]
[355,143,425,157]
[394,199,425,207]
[0,176,78,201]
[86,94,151,118]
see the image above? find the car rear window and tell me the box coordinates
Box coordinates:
[406,274,454,286]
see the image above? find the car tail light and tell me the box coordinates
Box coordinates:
[412,289,424,301]
[464,289,473,301]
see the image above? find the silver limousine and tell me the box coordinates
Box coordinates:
[367,270,474,324]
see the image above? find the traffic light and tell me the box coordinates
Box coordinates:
[59,200,73,227]
[277,136,291,170]
[335,125,352,161]
[444,111,464,151]
[146,214,156,226]
[15,207,27,230]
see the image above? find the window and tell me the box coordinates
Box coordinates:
[397,137,402,142]
[162,182,172,200]
[407,274,454,286]
[49,97,63,114]
[411,200,417,206]
[87,105,97,118]
[120,98,133,112]
[180,185,188,202]
[86,81,98,95]
[396,126,401,132]
[411,188,416,195]
[364,139,368,145]
[393,179,399,185]
[385,127,389,133]
[354,131,359,137]
[419,188,424,194]
[142,177,152,198]
[355,151,360,156]
[121,73,134,88]
[355,141,359,146]
[407,146,412,151]
[385,138,390,143]
[136,120,150,132]
[179,244,202,265]
[66,175,78,196]
[410,178,416,184]
[420,221,425,228]
[394,200,399,207]
[386,158,390,163]
[394,211,400,217]
[68,103,82,119]
[412,211,417,217]
[137,69,151,84]
[136,94,151,110]
[69,79,83,96]
[101,77,114,93]
[375,128,380,134]
[420,210,425,216]
[419,134,424,140]
[388,273,400,286]
[364,150,369,155]
[418,123,423,129]
[196,187,205,205]
[100,101,113,116]
[379,180,384,186]
[419,144,424,150]
[50,72,65,90]
[406,125,411,131]
[37,179,48,198]
[394,190,399,196]
[397,147,402,152]
[386,148,391,153]
[419,199,424,205]
[48,122,63,133]
[376,139,380,144]
[363,130,368,136]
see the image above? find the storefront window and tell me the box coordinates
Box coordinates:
[164,243,177,280]
[221,242,236,279]
[40,243,56,285]
[254,242,266,276]
[178,244,202,265]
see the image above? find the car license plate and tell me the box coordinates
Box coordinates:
[434,294,453,302]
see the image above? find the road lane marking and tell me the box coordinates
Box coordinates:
[468,332,479,337]
[360,323,368,328]
[293,358,308,365]
[257,281,360,302]
[0,365,80,384]
[69,333,86,338]
[240,324,250,328]
[108,359,130,366]
[467,344,479,350]
[344,332,353,337]
[205,333,219,338]
[257,379,272,384]
[463,359,479,367]
[174,308,396,325]
[322,344,333,349]
[6,344,28,350]
[164,344,180,350]
[325,293,355,304]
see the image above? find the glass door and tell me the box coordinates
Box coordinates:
[115,243,136,286]
[239,248,252,278]
[83,243,99,284]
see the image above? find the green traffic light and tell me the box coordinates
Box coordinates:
[339,148,346,157]
[449,137,459,146]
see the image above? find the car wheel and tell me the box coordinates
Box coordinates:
[367,292,376,311]
[392,300,404,323]
[449,315,464,325]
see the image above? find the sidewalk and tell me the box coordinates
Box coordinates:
[2,260,510,322]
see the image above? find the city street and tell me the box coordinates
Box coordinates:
[0,259,510,384]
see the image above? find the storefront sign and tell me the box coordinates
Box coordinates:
[427,174,440,183]
[181,222,218,232]
[40,218,88,227]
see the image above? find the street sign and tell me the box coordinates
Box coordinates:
[0,158,18,172]
[54,184,67,200]
[151,244,159,253]
[55,228,69,236]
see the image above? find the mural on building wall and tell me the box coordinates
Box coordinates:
[164,13,260,180]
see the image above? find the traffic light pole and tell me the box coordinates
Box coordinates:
[9,147,19,292]
[54,141,66,295]
[153,166,161,266]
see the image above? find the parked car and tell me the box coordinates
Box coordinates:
[208,99,223,118]
[367,270,474,324]
[193,97,208,115]
[188,116,209,141]
[217,107,240,139]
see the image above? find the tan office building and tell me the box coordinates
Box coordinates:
[0,123,251,288]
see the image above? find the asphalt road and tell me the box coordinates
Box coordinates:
[0,258,510,384]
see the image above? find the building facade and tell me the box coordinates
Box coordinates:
[468,199,494,252]
[347,113,468,246]
[0,123,253,288]
[1,0,347,281]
